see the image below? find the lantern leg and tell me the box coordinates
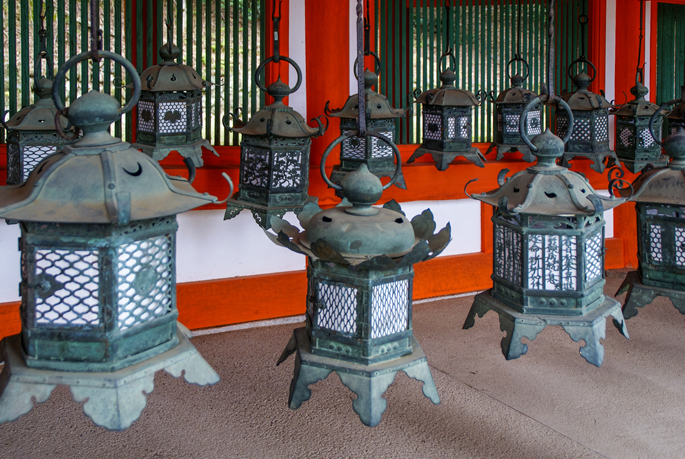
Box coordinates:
[462,293,493,329]
[338,371,397,427]
[561,321,607,367]
[0,337,57,424]
[498,314,546,360]
[617,270,685,319]
[287,354,332,410]
[561,151,622,174]
[402,360,440,405]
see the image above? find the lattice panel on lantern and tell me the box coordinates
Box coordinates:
[676,227,685,266]
[341,130,366,160]
[568,118,591,141]
[193,99,203,128]
[423,113,442,140]
[494,224,522,286]
[34,249,100,327]
[137,100,156,132]
[619,128,633,147]
[317,282,358,334]
[371,131,394,158]
[585,231,603,283]
[447,117,456,138]
[242,148,270,187]
[639,127,657,148]
[596,116,609,142]
[458,117,469,138]
[557,116,569,139]
[158,101,187,133]
[528,234,578,290]
[23,145,56,180]
[272,151,303,189]
[370,279,409,339]
[505,114,520,133]
[497,113,503,132]
[649,224,663,263]
[527,111,542,135]
[117,235,174,331]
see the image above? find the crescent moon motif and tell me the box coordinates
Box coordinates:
[123,162,143,177]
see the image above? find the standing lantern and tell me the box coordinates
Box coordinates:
[131,13,218,179]
[325,59,407,191]
[485,0,542,163]
[2,5,75,185]
[557,12,618,174]
[614,0,666,173]
[269,0,450,426]
[0,49,222,430]
[407,50,486,171]
[616,106,685,318]
[223,3,325,229]
[463,1,629,367]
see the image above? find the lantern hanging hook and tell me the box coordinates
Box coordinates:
[355,0,366,137]
[34,0,54,82]
[649,100,680,148]
[89,0,103,62]
[519,94,575,152]
[635,0,646,88]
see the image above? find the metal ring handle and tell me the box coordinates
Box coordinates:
[1,110,10,131]
[353,51,382,79]
[567,57,597,85]
[519,94,574,152]
[255,56,302,95]
[439,50,457,73]
[52,50,141,114]
[506,55,530,81]
[319,131,402,191]
[649,99,678,148]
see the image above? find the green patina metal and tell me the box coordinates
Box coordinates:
[0,44,220,431]
[616,124,685,319]
[485,59,543,163]
[325,65,408,192]
[268,126,450,425]
[223,6,325,230]
[131,15,219,175]
[407,50,486,171]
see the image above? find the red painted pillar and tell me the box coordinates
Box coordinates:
[587,0,607,96]
[305,1,349,166]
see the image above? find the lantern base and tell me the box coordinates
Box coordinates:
[277,327,440,427]
[485,143,535,162]
[330,166,407,196]
[0,324,219,431]
[133,138,220,168]
[615,156,669,174]
[463,290,629,367]
[224,195,317,230]
[616,270,685,320]
[561,150,621,174]
[407,146,486,171]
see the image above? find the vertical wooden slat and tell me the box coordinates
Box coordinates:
[204,0,211,143]
[408,0,414,143]
[0,1,4,143]
[232,0,239,145]
[214,0,221,143]
[104,0,111,95]
[125,0,133,140]
[224,1,230,144]
[242,0,249,122]
[20,0,30,107]
[400,0,407,143]
[114,0,123,138]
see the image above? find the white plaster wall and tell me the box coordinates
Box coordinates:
[0,221,21,303]
[289,0,307,117]
[644,1,652,101]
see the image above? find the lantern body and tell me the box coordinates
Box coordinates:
[491,212,605,316]
[135,89,203,148]
[667,103,685,136]
[20,217,178,371]
[616,115,664,172]
[337,117,396,176]
[307,261,413,365]
[636,203,685,289]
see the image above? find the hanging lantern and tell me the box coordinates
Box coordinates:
[407,50,486,170]
[485,57,542,163]
[666,97,685,136]
[131,15,218,179]
[616,103,685,319]
[614,0,666,173]
[2,10,75,185]
[268,140,450,426]
[557,13,618,174]
[0,49,222,430]
[463,96,629,367]
[223,5,325,229]
[325,57,407,190]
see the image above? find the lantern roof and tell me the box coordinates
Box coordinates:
[230,76,322,138]
[615,82,659,118]
[0,90,216,223]
[415,69,480,107]
[667,102,685,123]
[470,129,625,216]
[138,43,206,92]
[266,164,450,268]
[622,128,685,204]
[495,74,539,105]
[560,72,613,111]
[5,77,69,131]
[327,70,406,120]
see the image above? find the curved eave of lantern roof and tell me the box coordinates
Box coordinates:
[621,166,685,205]
[495,86,539,104]
[415,87,480,107]
[668,102,684,120]
[473,167,624,216]
[560,88,613,111]
[6,99,69,130]
[615,98,659,117]
[329,91,406,120]
[138,63,206,92]
[231,103,320,138]
[0,140,216,223]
